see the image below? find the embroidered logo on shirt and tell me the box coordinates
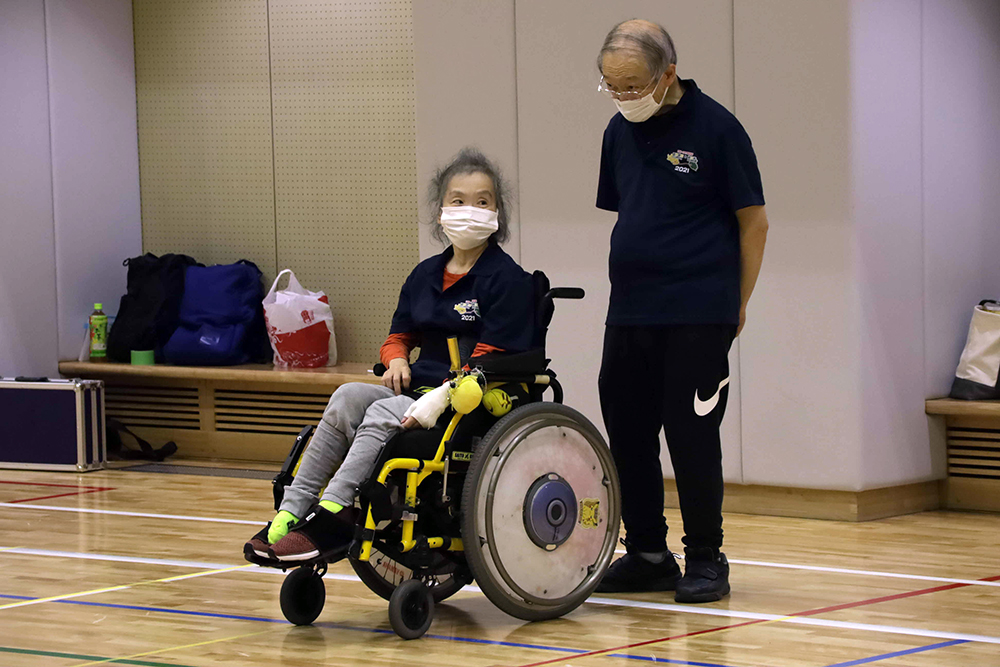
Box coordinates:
[667,150,699,173]
[453,299,480,322]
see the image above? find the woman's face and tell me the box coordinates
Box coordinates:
[441,171,497,216]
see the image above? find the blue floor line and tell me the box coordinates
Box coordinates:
[0,593,586,655]
[608,654,735,667]
[823,639,968,667]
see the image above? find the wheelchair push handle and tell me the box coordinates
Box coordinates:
[545,287,585,300]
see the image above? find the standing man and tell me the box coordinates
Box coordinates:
[594,19,768,603]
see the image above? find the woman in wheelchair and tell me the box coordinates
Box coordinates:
[244,148,535,565]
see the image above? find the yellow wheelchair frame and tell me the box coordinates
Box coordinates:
[358,337,549,562]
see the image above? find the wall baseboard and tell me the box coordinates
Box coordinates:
[945,477,1000,513]
[663,479,944,521]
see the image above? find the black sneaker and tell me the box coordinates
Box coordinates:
[674,548,730,603]
[595,544,681,593]
[269,504,357,563]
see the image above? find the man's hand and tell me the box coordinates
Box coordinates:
[383,357,411,396]
[400,416,419,430]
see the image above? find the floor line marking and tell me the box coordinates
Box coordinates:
[7,488,113,504]
[608,654,744,667]
[7,501,996,587]
[0,503,260,524]
[3,548,998,645]
[0,645,203,667]
[611,549,1000,588]
[0,480,113,490]
[0,564,252,611]
[69,629,278,667]
[517,621,767,667]
[822,639,968,667]
[517,572,1000,666]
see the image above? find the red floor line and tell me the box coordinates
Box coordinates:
[791,573,1000,617]
[0,481,113,490]
[514,573,1000,667]
[7,488,113,504]
[515,620,766,667]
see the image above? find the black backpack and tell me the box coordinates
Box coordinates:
[107,253,202,362]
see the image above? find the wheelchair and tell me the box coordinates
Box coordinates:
[264,272,621,639]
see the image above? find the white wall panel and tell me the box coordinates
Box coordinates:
[922,0,1000,397]
[46,0,142,359]
[735,0,863,489]
[0,0,59,376]
[850,0,934,488]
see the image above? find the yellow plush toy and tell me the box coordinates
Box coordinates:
[482,387,513,417]
[449,374,483,414]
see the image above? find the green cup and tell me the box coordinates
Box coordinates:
[131,350,155,365]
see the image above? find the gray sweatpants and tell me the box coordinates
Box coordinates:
[278,383,414,519]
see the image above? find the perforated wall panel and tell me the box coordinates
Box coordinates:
[268,0,418,363]
[133,0,277,275]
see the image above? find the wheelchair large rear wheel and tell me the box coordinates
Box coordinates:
[350,545,465,603]
[461,403,620,621]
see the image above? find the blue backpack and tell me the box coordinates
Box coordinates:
[163,260,269,366]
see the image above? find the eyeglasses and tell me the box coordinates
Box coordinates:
[597,75,658,101]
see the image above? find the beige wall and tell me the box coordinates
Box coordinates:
[735,0,862,489]
[414,0,1000,492]
[134,0,418,363]
[511,0,745,483]
[413,0,520,261]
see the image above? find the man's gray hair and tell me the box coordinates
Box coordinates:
[597,19,677,78]
[428,147,511,246]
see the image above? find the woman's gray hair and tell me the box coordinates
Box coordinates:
[428,147,512,246]
[597,19,677,78]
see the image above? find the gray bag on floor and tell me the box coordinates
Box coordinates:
[950,300,1000,400]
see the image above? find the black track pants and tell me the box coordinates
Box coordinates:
[598,324,736,553]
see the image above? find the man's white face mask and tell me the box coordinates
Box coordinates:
[614,85,669,123]
[439,206,498,250]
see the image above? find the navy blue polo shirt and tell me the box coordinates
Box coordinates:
[597,79,765,325]
[389,242,535,388]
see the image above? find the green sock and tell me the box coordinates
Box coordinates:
[267,510,299,544]
[319,500,344,514]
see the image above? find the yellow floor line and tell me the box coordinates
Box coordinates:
[0,563,254,611]
[69,628,278,667]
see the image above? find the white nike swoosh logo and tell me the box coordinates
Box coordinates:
[694,377,730,417]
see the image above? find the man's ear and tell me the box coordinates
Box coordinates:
[654,64,676,103]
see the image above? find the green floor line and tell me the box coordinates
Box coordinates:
[0,645,201,667]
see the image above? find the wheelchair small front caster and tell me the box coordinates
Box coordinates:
[280,565,326,625]
[388,578,434,639]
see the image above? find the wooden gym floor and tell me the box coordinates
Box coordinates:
[0,462,998,667]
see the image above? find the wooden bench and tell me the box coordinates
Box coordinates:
[59,361,378,463]
[925,398,1000,512]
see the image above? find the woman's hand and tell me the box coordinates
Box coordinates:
[383,357,411,396]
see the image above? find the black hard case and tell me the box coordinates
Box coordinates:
[0,378,106,472]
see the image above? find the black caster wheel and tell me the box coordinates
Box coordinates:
[280,566,326,626]
[388,579,434,639]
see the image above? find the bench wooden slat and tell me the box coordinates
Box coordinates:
[926,398,1000,416]
[59,360,375,387]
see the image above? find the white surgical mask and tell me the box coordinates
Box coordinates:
[614,86,669,123]
[439,206,498,250]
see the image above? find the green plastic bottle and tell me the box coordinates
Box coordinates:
[89,303,108,362]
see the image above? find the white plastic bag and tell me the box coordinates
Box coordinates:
[263,270,337,368]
